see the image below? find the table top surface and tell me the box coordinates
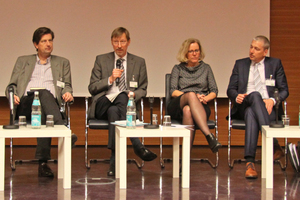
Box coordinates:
[0,125,71,138]
[262,125,300,138]
[116,125,190,137]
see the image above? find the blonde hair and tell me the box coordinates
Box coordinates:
[176,38,205,63]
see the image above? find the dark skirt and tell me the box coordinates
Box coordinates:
[167,94,211,120]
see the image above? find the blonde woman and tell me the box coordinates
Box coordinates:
[167,38,221,153]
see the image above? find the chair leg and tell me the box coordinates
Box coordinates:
[160,137,219,169]
[228,126,287,171]
[190,129,220,168]
[160,137,165,168]
[275,138,288,171]
[190,152,219,169]
[10,138,15,171]
[228,126,234,168]
[85,128,144,169]
[85,123,91,169]
[10,138,57,171]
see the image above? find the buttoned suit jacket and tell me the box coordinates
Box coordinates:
[6,54,73,111]
[88,52,148,119]
[227,57,289,118]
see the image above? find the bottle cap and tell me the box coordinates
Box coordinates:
[129,91,134,97]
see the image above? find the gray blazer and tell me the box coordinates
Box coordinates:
[6,54,73,108]
[88,52,148,119]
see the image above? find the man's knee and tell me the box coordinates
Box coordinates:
[107,106,119,116]
[248,92,263,102]
[39,90,54,98]
[39,90,57,105]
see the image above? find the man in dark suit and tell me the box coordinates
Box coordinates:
[227,35,289,179]
[6,27,77,177]
[88,27,157,176]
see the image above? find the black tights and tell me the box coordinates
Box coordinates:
[179,92,211,147]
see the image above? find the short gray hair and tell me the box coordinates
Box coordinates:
[253,35,270,49]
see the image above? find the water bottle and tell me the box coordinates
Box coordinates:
[31,91,41,129]
[126,92,136,129]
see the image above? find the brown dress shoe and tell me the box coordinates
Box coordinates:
[273,143,284,161]
[245,162,258,179]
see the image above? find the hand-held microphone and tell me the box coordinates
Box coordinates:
[116,59,121,85]
[3,85,19,129]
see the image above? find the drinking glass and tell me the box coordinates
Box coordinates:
[282,115,290,127]
[46,115,54,127]
[18,116,27,128]
[163,115,171,126]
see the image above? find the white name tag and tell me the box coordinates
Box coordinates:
[130,81,138,88]
[57,80,65,88]
[265,79,275,86]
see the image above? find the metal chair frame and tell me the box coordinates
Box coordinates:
[10,102,71,170]
[228,99,288,170]
[159,73,219,169]
[85,97,144,169]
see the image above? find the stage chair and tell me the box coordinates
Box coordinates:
[227,99,288,170]
[85,97,144,169]
[160,73,219,169]
[10,102,71,170]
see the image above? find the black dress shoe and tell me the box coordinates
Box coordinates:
[38,163,54,177]
[107,163,115,176]
[72,133,77,148]
[206,133,222,153]
[134,146,157,161]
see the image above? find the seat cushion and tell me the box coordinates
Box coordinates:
[231,119,246,130]
[88,119,109,129]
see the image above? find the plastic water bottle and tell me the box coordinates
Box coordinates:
[31,91,41,129]
[126,92,136,129]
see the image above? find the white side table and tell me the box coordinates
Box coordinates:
[0,125,72,191]
[115,126,190,189]
[261,125,300,188]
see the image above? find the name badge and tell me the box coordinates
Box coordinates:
[57,80,65,88]
[130,81,138,88]
[265,79,275,86]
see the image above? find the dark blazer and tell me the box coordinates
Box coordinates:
[88,52,148,119]
[6,54,73,109]
[227,57,289,117]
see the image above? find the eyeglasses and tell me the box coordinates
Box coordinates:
[113,40,127,46]
[188,49,200,54]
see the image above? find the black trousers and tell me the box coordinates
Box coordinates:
[235,92,276,159]
[16,90,64,160]
[95,92,142,150]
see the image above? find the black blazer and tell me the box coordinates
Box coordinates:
[227,57,289,118]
